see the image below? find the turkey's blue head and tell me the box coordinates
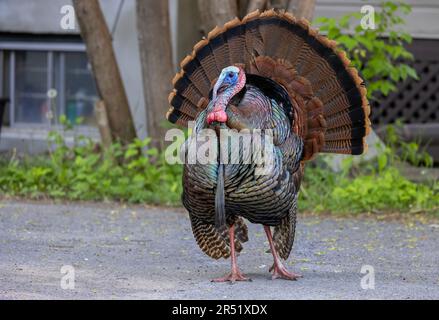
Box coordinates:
[207,66,246,125]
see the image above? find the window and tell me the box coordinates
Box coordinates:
[0,41,98,128]
[15,51,48,124]
[64,52,97,126]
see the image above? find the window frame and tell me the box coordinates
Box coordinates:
[0,41,96,130]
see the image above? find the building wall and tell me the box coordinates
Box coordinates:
[0,0,147,142]
[0,0,80,34]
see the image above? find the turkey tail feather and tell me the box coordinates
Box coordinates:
[190,215,248,260]
[167,10,370,157]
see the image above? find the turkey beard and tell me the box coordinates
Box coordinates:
[215,124,226,229]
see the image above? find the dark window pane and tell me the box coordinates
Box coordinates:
[51,52,62,123]
[64,52,98,126]
[15,51,49,124]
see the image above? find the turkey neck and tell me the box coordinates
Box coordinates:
[211,72,245,119]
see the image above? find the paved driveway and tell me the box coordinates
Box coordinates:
[0,201,438,299]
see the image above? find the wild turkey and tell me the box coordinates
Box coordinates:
[166,10,370,282]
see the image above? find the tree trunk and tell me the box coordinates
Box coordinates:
[72,0,136,145]
[94,100,113,149]
[246,0,315,19]
[197,0,238,35]
[136,0,174,149]
[288,0,316,20]
[246,0,267,13]
[268,0,288,10]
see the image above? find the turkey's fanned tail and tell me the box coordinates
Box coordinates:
[167,9,370,159]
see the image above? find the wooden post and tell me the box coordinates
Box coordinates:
[72,0,137,145]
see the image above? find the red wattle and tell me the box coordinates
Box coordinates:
[207,109,227,124]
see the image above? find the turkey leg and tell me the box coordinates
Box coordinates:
[212,224,250,283]
[264,226,302,280]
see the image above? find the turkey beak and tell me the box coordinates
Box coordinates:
[217,83,229,94]
[212,81,224,101]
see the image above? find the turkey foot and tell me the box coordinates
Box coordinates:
[269,262,302,280]
[211,270,250,283]
[264,226,302,281]
[211,224,250,283]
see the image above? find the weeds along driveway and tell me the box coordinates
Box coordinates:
[0,201,438,299]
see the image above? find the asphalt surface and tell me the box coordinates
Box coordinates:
[0,201,438,299]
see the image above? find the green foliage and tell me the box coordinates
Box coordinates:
[0,126,437,215]
[300,164,438,214]
[299,135,439,215]
[0,132,182,205]
[383,120,434,168]
[314,0,418,98]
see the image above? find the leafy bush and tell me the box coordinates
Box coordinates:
[0,132,182,205]
[299,141,439,215]
[382,120,434,168]
[314,0,418,98]
[0,127,437,215]
[300,164,438,215]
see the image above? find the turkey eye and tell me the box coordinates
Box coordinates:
[228,72,234,78]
